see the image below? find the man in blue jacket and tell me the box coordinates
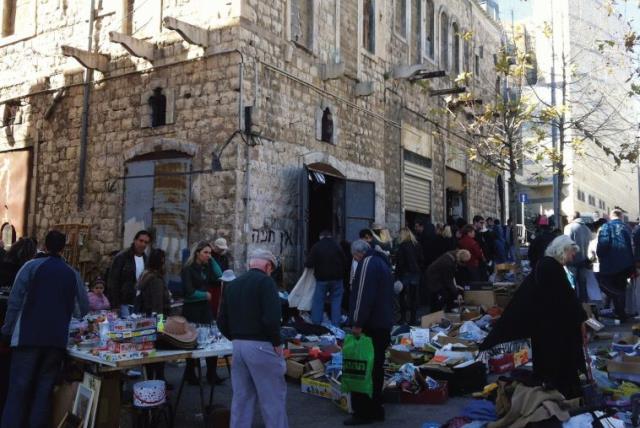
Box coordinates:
[597,209,634,322]
[346,240,394,426]
[1,230,89,428]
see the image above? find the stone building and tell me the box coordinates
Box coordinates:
[0,0,503,283]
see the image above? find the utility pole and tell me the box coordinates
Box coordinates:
[550,0,561,228]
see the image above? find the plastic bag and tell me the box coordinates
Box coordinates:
[341,334,374,397]
[288,268,316,311]
[585,270,603,302]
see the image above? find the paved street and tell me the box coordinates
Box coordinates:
[151,362,466,428]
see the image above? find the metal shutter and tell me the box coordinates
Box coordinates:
[404,161,432,214]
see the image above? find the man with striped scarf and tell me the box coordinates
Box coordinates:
[345,240,394,426]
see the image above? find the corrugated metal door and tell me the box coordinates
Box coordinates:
[404,161,432,214]
[345,180,375,242]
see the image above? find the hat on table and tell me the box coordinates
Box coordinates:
[157,316,197,350]
[220,269,236,282]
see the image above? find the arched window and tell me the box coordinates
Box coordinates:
[425,0,435,59]
[452,22,460,74]
[440,12,449,70]
[148,87,167,127]
[463,36,470,72]
[321,108,334,143]
[1,223,15,245]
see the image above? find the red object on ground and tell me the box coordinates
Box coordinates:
[400,382,449,404]
[489,353,515,374]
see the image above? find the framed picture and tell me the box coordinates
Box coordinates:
[57,411,83,428]
[82,373,101,428]
[72,384,94,428]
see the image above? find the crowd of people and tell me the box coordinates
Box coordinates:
[304,214,518,329]
[1,206,639,427]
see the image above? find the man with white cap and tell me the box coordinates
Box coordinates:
[212,237,231,271]
[218,248,288,428]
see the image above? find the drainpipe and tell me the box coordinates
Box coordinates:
[240,62,251,269]
[77,0,96,209]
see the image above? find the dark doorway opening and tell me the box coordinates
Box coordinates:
[307,172,343,248]
[446,189,465,223]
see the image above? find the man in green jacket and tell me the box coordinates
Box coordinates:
[218,248,288,428]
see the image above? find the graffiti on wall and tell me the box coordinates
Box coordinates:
[251,227,294,255]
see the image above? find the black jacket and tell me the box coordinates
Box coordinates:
[218,268,282,346]
[396,240,423,278]
[305,237,346,281]
[481,257,587,395]
[137,271,171,316]
[426,251,459,294]
[107,247,146,306]
[349,249,394,330]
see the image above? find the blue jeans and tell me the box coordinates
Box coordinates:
[1,346,65,428]
[311,280,344,326]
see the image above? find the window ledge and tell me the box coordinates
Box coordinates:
[0,31,36,48]
[292,40,316,57]
[360,48,378,63]
[393,31,408,44]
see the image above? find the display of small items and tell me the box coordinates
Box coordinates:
[69,312,159,361]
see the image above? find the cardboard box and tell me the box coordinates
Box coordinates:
[464,290,497,308]
[301,374,333,399]
[434,335,477,351]
[606,359,640,383]
[305,359,325,373]
[329,378,352,413]
[389,348,414,365]
[421,311,446,328]
[286,359,305,380]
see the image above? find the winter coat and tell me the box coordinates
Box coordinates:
[395,240,423,278]
[107,247,147,307]
[138,271,171,316]
[425,251,459,295]
[481,257,587,398]
[597,219,634,276]
[88,292,111,311]
[305,237,346,281]
[564,219,592,265]
[349,249,394,330]
[458,235,484,268]
[181,261,218,323]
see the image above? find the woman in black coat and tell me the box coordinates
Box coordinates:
[481,235,587,399]
[396,228,423,325]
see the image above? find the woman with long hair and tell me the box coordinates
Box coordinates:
[0,238,37,288]
[138,249,171,382]
[396,227,423,325]
[181,241,222,384]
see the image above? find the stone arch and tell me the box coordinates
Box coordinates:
[122,138,198,162]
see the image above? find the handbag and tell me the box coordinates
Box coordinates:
[288,268,316,311]
[341,334,374,397]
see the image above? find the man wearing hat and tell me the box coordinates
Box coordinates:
[212,237,231,271]
[218,248,288,428]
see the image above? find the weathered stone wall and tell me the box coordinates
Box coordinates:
[0,0,503,280]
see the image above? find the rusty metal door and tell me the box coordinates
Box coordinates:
[123,158,191,284]
[152,159,190,284]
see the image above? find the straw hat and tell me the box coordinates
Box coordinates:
[157,316,197,349]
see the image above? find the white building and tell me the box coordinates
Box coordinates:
[517,0,640,222]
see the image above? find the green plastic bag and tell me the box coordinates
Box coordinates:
[341,334,374,397]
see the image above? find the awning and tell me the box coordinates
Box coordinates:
[306,162,346,179]
[446,168,465,192]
